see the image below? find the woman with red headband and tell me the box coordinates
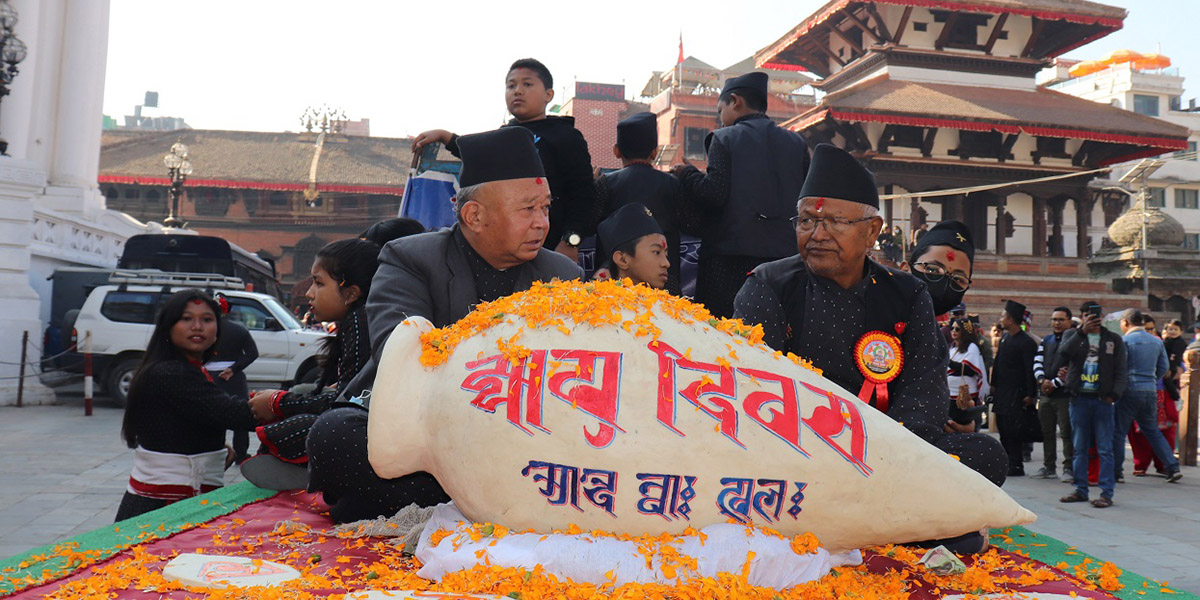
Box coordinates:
[116,289,263,521]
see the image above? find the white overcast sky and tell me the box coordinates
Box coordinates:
[102,0,1200,139]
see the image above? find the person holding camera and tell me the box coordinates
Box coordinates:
[1057,301,1127,508]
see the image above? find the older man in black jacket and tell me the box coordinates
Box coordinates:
[734,145,1005,554]
[307,128,583,523]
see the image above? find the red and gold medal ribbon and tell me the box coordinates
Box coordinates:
[853,331,904,413]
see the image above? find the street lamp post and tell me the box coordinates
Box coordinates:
[1100,158,1165,295]
[0,0,29,156]
[1139,186,1150,294]
[1116,158,1165,295]
[162,141,192,228]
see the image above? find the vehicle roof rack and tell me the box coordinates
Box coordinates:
[108,269,247,291]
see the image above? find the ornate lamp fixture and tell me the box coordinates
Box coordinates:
[0,0,28,156]
[162,140,193,228]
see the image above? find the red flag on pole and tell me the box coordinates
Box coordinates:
[677,31,684,64]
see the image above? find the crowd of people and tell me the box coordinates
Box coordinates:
[927,296,1190,510]
[111,58,1189,550]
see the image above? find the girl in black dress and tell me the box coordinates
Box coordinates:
[240,238,382,491]
[116,290,260,522]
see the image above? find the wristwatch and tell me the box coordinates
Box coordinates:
[563,232,582,247]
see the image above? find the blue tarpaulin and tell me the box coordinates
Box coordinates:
[399,170,459,230]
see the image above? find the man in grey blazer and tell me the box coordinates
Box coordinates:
[303,127,583,522]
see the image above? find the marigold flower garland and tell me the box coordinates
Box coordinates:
[4,281,1148,599]
[418,279,820,375]
[5,516,1141,599]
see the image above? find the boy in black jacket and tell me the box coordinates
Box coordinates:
[413,58,597,259]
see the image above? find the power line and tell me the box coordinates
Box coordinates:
[879,150,1200,202]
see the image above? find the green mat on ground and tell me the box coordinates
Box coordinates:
[2,487,1195,600]
[992,526,1197,600]
[0,481,275,595]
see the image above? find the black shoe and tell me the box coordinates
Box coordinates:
[1007,467,1025,477]
[1166,470,1183,483]
[1116,473,1125,484]
[241,454,309,491]
[1022,453,1032,463]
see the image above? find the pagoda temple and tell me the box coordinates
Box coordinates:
[754,0,1191,325]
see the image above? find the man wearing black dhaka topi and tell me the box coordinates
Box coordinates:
[307,127,583,523]
[733,145,1007,552]
[587,112,697,295]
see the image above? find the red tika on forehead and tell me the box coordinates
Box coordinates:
[815,198,824,211]
[535,177,543,185]
[189,299,206,305]
[946,251,956,262]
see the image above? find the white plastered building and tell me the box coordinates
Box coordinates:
[0,0,153,404]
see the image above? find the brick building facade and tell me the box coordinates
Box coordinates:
[99,129,453,301]
[559,82,630,170]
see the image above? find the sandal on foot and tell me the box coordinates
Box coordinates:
[1060,492,1088,503]
[1091,497,1113,508]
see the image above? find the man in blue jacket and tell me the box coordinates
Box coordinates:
[1115,309,1181,483]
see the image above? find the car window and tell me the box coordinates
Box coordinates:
[226,298,274,331]
[260,296,302,330]
[100,291,159,324]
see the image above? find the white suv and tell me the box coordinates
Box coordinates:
[70,270,327,406]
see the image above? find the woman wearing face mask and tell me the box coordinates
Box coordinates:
[117,290,263,522]
[902,220,974,317]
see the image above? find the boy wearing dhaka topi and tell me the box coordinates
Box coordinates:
[595,202,670,290]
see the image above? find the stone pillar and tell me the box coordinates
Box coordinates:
[883,189,894,230]
[910,197,922,230]
[44,0,111,214]
[1032,196,1047,257]
[1075,196,1093,258]
[0,0,51,163]
[1180,348,1199,466]
[0,159,54,404]
[994,196,1007,255]
[944,195,964,222]
[1048,198,1065,257]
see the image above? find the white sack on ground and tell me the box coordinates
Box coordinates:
[414,502,863,590]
